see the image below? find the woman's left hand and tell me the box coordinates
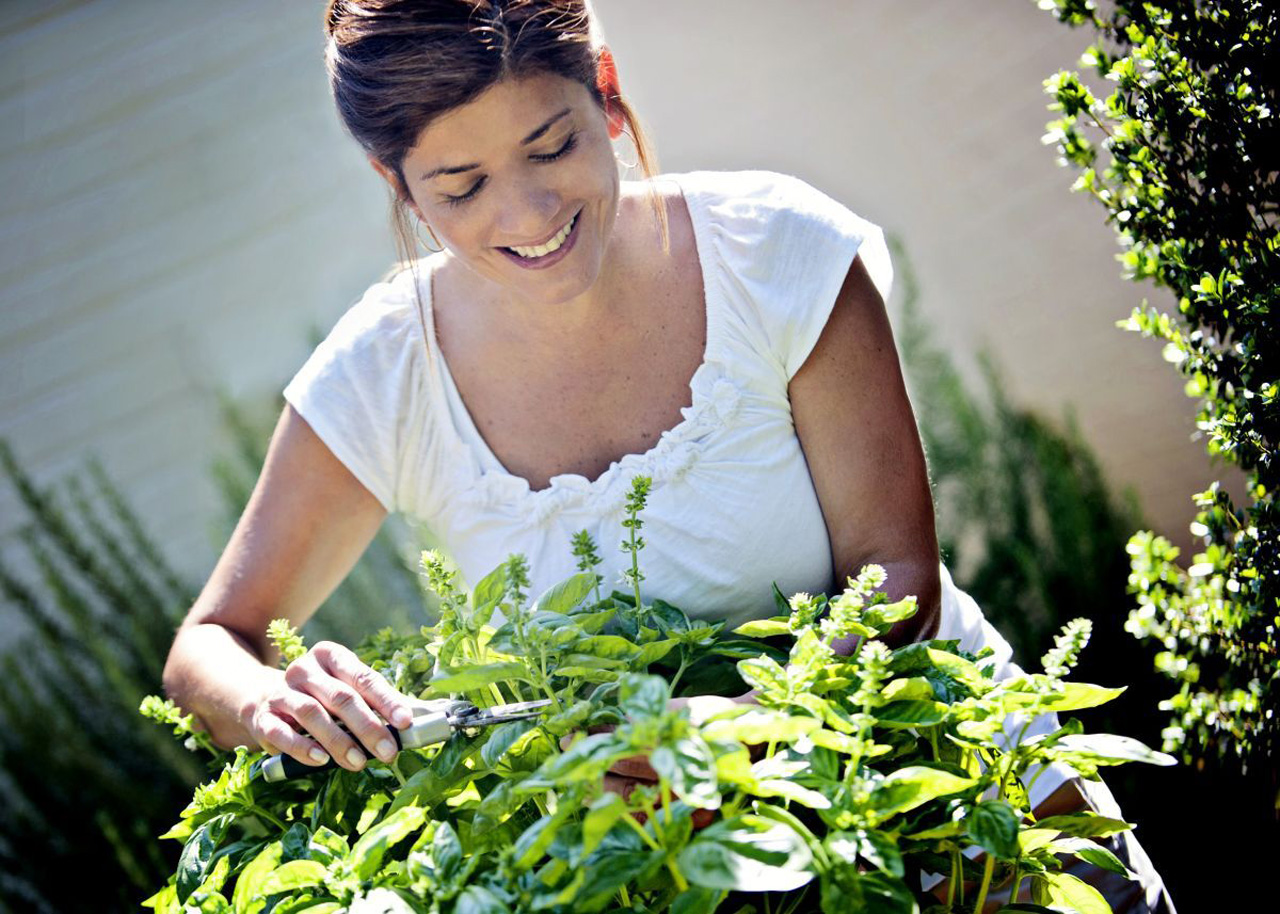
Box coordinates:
[582,690,759,829]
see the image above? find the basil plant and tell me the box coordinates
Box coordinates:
[142,477,1171,914]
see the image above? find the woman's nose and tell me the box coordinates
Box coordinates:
[497,182,563,242]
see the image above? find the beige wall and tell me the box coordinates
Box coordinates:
[0,1,1233,652]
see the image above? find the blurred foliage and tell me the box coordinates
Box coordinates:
[1038,0,1279,771]
[0,392,429,913]
[891,238,1149,728]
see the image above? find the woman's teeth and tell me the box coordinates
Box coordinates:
[508,213,576,258]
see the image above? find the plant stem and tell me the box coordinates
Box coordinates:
[252,807,288,832]
[1010,863,1025,905]
[948,848,960,909]
[621,811,661,851]
[973,853,996,914]
[665,857,690,893]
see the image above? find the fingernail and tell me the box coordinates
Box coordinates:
[391,707,413,728]
[377,738,397,761]
[309,747,329,764]
[346,748,366,768]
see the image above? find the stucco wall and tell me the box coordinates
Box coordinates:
[0,1,1233,652]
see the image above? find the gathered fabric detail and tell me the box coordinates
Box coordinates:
[452,359,745,525]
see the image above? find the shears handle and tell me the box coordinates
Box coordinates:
[255,711,454,783]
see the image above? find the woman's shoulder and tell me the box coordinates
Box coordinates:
[647,169,872,253]
[652,169,849,215]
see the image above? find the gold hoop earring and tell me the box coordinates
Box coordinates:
[415,218,444,253]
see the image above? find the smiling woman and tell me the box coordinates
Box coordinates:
[159,2,1175,911]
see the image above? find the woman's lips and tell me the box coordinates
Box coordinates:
[498,209,581,270]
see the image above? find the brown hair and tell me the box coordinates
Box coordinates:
[322,0,666,272]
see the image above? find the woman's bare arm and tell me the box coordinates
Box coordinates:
[162,402,410,765]
[789,254,942,652]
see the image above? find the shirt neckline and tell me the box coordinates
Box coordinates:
[416,171,725,499]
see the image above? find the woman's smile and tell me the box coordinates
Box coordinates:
[392,73,622,307]
[498,207,582,269]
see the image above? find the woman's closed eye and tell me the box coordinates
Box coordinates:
[441,131,580,207]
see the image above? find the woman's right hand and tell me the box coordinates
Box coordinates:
[244,640,416,772]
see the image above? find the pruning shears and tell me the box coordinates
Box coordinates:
[253,697,552,783]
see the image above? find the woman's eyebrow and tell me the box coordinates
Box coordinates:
[420,107,573,181]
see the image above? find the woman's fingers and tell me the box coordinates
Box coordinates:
[607,753,659,781]
[277,641,412,768]
[250,700,333,768]
[601,775,715,831]
[313,641,415,729]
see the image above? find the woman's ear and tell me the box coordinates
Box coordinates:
[596,45,625,141]
[367,154,424,220]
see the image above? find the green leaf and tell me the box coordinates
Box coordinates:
[581,792,630,856]
[732,618,791,638]
[970,800,1020,859]
[1039,733,1176,766]
[428,662,528,693]
[752,779,831,810]
[1048,837,1133,877]
[434,820,465,883]
[825,829,904,877]
[701,708,820,745]
[634,638,679,665]
[618,673,668,718]
[1032,812,1132,838]
[178,813,232,903]
[514,806,572,869]
[532,572,596,615]
[670,886,722,914]
[231,841,282,910]
[863,597,918,630]
[256,860,327,895]
[1032,871,1111,914]
[997,680,1126,714]
[677,825,814,892]
[472,565,507,621]
[571,608,616,633]
[356,795,390,835]
[874,699,948,728]
[481,719,538,769]
[308,827,349,863]
[652,735,722,809]
[455,885,511,914]
[881,676,934,702]
[577,634,643,660]
[738,656,788,694]
[870,766,977,822]
[388,733,483,813]
[350,806,427,880]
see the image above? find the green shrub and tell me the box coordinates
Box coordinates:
[141,477,1171,914]
[1037,0,1279,769]
[0,392,429,912]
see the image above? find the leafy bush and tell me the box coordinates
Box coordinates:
[0,392,428,913]
[893,238,1143,665]
[1037,0,1279,769]
[141,478,1172,914]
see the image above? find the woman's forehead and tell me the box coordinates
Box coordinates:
[407,73,590,172]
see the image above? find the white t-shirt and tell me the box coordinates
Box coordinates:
[284,169,1072,809]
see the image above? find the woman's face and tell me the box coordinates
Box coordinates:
[392,72,621,307]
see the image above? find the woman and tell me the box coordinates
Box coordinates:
[162,2,1173,909]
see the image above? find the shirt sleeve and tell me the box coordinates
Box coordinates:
[707,171,894,381]
[282,270,425,514]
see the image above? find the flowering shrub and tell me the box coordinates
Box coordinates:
[142,478,1171,913]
